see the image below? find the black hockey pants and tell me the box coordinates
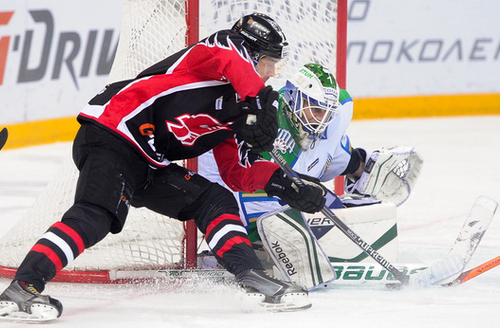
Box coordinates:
[14,123,262,291]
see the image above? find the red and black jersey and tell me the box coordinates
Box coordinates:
[78,30,265,166]
[212,138,279,193]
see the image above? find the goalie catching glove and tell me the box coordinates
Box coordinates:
[239,86,279,153]
[265,169,327,213]
[345,146,424,206]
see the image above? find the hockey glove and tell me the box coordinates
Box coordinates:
[239,86,279,153]
[264,169,327,213]
[344,146,424,206]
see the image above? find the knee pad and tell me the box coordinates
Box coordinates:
[61,202,114,248]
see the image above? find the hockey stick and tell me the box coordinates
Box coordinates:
[270,149,464,287]
[445,256,500,287]
[0,128,7,151]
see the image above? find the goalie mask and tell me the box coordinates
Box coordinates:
[282,63,341,149]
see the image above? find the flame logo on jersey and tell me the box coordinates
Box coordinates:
[166,113,233,146]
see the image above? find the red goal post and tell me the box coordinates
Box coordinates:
[0,0,348,283]
[184,0,348,269]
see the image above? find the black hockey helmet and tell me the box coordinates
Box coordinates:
[232,13,289,60]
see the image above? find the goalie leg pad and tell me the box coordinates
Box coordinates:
[305,202,399,263]
[257,207,335,290]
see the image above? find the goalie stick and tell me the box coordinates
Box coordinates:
[0,128,7,151]
[269,149,493,288]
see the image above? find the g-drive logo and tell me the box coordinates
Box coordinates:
[0,9,118,89]
[0,11,13,85]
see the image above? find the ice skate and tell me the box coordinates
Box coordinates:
[0,281,63,322]
[236,269,311,312]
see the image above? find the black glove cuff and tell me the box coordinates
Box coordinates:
[264,169,290,196]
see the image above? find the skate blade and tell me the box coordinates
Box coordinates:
[241,292,312,313]
[0,301,58,323]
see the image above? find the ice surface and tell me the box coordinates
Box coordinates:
[1,116,499,327]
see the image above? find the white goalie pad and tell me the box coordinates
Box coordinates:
[306,202,399,263]
[257,207,336,291]
[257,202,399,290]
[348,146,424,206]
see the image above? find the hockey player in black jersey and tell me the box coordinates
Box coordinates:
[0,13,326,320]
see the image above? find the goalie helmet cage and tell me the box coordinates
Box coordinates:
[0,0,347,283]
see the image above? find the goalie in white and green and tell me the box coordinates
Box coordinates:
[199,62,424,289]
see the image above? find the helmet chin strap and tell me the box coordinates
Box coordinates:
[251,52,263,67]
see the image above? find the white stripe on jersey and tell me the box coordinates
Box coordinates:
[166,45,193,75]
[81,104,106,119]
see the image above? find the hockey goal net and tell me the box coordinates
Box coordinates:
[0,0,347,283]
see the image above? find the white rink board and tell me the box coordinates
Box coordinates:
[0,0,122,124]
[346,0,500,97]
[1,0,500,125]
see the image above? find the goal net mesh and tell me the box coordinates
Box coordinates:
[0,0,342,278]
